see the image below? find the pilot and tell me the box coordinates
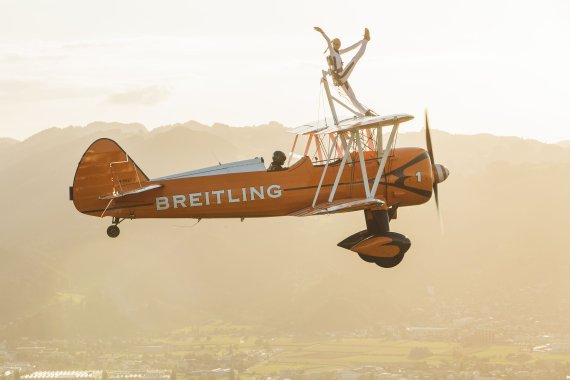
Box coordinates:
[268,151,287,172]
[314,26,375,117]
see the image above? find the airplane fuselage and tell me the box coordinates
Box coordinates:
[74,146,434,220]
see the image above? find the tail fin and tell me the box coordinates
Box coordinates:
[71,138,149,216]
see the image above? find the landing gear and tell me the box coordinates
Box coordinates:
[107,225,120,238]
[371,252,405,268]
[358,254,376,263]
[106,217,124,238]
[358,252,405,268]
[340,209,411,268]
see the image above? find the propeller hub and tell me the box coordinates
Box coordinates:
[433,164,450,184]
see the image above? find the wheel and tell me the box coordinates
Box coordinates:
[107,225,120,238]
[358,254,376,263]
[374,253,405,268]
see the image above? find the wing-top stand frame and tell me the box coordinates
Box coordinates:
[289,72,413,210]
[310,71,401,207]
[321,70,361,121]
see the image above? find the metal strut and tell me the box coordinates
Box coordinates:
[370,123,399,198]
[312,133,340,207]
[328,132,355,202]
[312,70,398,207]
[320,70,361,120]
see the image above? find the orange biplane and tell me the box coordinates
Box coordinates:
[70,70,449,268]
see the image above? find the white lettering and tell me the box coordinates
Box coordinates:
[212,190,224,204]
[156,184,282,211]
[228,189,240,203]
[267,185,282,199]
[250,186,264,200]
[156,196,170,211]
[189,193,202,207]
[173,195,187,208]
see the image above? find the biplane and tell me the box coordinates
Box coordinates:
[70,70,449,268]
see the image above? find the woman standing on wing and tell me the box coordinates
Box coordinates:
[314,26,375,116]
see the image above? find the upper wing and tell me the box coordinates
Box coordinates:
[291,114,414,136]
[289,198,384,217]
[98,184,163,200]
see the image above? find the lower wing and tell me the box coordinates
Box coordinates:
[289,198,385,217]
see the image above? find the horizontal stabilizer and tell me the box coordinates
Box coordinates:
[99,184,163,200]
[289,198,384,217]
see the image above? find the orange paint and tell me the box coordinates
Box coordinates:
[72,138,434,220]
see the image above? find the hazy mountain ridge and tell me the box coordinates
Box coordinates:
[1,121,569,338]
[0,137,18,146]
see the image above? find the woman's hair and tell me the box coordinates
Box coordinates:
[332,38,341,49]
[324,38,342,54]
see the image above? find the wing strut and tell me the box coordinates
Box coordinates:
[328,131,356,202]
[310,123,400,206]
[312,133,340,207]
[370,123,399,197]
[303,133,314,157]
[308,70,402,207]
[339,133,353,165]
[287,134,298,166]
[356,131,371,198]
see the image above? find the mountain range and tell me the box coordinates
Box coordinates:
[1,120,569,338]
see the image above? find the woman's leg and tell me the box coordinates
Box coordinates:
[339,40,368,82]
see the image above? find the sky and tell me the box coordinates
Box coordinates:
[0,0,569,142]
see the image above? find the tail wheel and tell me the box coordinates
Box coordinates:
[107,225,120,238]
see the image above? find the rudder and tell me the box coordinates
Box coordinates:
[71,138,149,216]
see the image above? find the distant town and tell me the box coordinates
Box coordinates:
[2,313,570,380]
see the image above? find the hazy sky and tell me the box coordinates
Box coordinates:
[0,0,569,142]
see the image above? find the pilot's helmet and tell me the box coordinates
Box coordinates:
[272,151,286,165]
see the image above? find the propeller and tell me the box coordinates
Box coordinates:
[424,109,439,212]
[425,109,444,233]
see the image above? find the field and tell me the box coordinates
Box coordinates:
[154,321,570,378]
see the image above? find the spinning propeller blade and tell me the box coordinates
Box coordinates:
[424,109,439,211]
[425,109,443,232]
[425,109,434,164]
